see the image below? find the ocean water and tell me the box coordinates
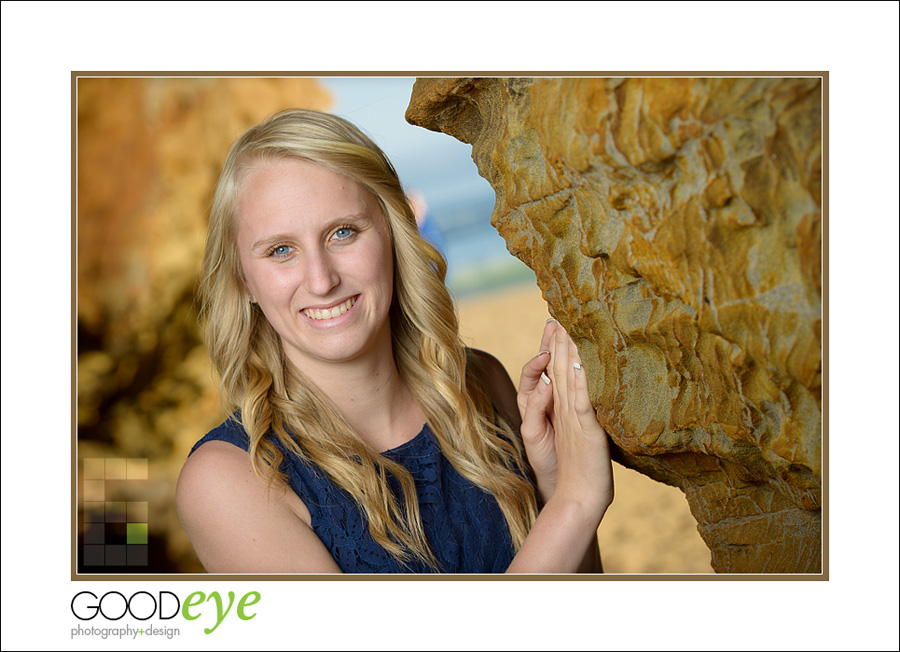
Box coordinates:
[424,193,537,299]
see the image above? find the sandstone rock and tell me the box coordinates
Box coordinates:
[407,77,822,573]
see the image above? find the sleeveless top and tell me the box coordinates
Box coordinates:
[190,415,515,573]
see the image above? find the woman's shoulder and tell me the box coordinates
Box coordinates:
[466,347,510,382]
[177,420,263,523]
[176,420,330,571]
[179,413,296,531]
[189,414,250,457]
[179,416,255,510]
[466,348,520,430]
[179,415,282,512]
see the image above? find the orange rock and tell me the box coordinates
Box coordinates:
[407,77,822,573]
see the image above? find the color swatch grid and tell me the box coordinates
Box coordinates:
[81,458,148,566]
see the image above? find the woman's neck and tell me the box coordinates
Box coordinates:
[289,343,426,452]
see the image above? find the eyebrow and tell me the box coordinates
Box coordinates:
[249,213,373,251]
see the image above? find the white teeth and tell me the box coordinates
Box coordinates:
[304,297,356,321]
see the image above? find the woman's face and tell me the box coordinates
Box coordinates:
[234,157,395,371]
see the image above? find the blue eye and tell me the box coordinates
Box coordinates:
[272,245,293,257]
[333,227,354,240]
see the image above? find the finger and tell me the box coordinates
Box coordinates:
[517,350,551,418]
[571,337,593,418]
[539,319,559,354]
[518,320,557,401]
[551,323,570,406]
[520,371,553,440]
[518,350,551,393]
[568,335,580,411]
[569,340,609,448]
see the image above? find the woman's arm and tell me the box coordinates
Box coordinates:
[471,321,613,573]
[510,321,613,572]
[176,441,342,573]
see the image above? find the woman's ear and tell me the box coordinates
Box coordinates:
[237,269,256,304]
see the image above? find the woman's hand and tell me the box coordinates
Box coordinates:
[517,320,613,516]
[545,322,613,519]
[517,320,561,504]
[507,320,614,573]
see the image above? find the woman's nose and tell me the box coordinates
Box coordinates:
[304,250,340,296]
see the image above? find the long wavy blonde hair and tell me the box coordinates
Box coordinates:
[200,108,538,569]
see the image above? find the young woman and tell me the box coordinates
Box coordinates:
[176,109,613,573]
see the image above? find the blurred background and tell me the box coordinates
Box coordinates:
[76,75,710,573]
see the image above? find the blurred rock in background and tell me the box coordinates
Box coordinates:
[77,77,332,572]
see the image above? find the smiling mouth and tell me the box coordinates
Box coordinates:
[303,296,357,321]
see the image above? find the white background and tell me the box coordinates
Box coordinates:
[2,1,898,650]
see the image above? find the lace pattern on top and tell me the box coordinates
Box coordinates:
[190,416,515,573]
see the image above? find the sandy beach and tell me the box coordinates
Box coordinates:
[457,282,712,574]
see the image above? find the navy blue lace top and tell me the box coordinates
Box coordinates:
[190,416,515,573]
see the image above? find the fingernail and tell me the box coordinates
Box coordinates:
[573,362,582,373]
[546,318,557,324]
[540,372,551,385]
[537,350,550,357]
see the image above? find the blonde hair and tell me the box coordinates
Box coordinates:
[200,108,538,569]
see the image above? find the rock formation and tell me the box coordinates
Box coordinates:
[407,77,822,573]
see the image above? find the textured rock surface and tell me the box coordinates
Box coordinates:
[77,78,332,571]
[407,77,822,573]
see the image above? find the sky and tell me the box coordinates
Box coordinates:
[320,76,495,210]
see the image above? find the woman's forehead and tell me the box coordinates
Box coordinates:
[235,158,380,226]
